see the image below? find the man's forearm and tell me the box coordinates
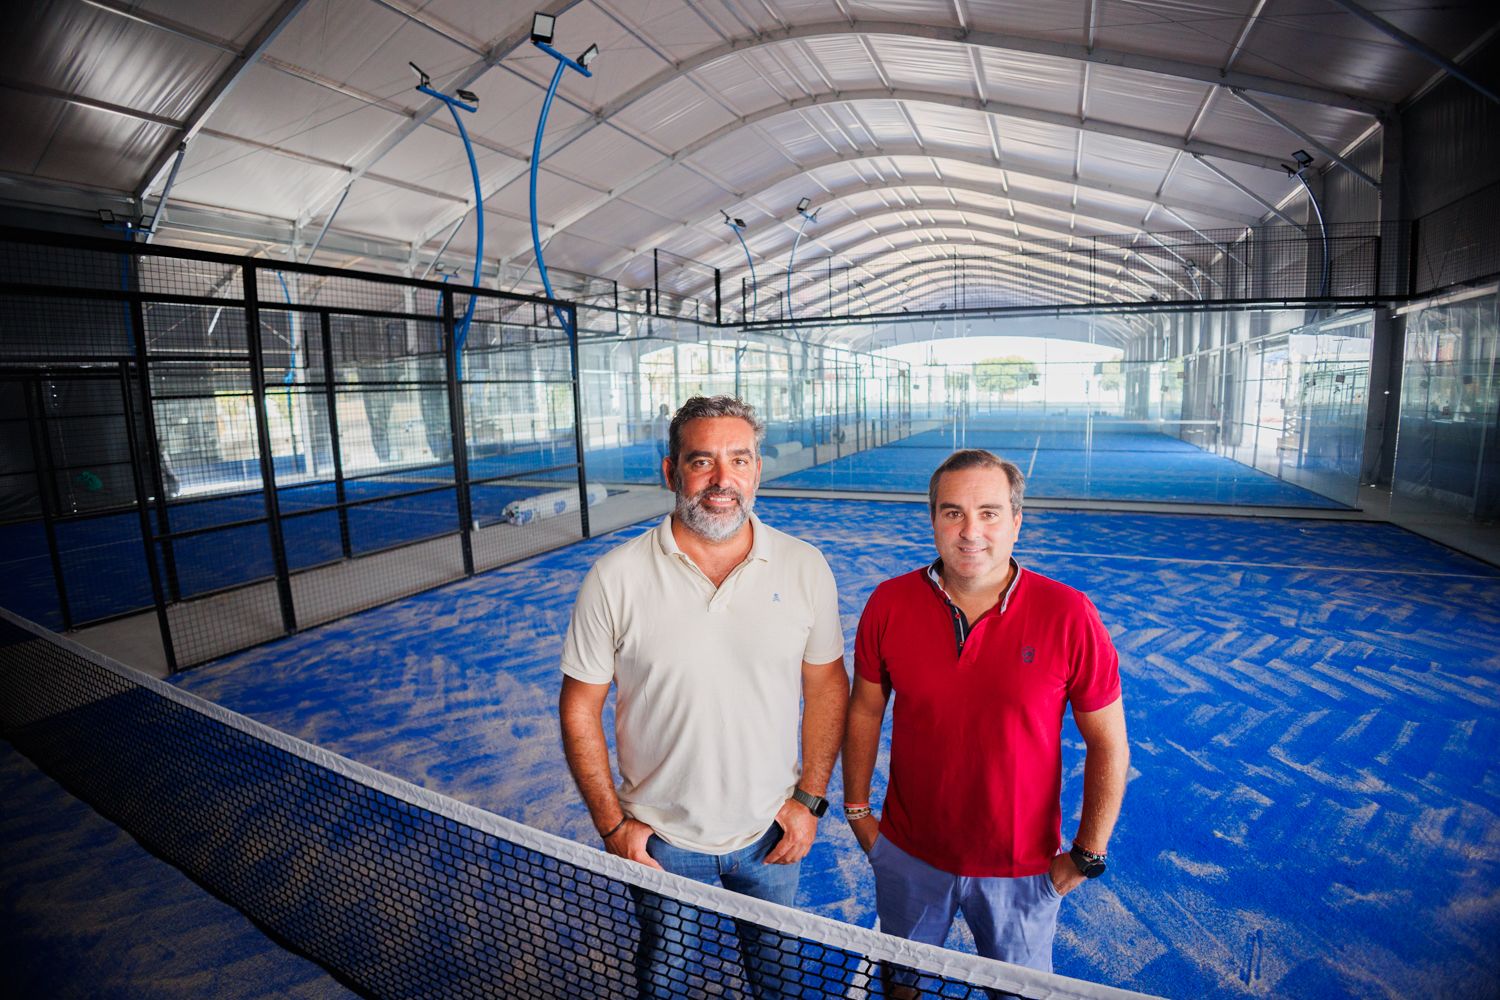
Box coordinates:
[841,681,886,804]
[797,662,849,795]
[558,681,625,834]
[1074,704,1130,853]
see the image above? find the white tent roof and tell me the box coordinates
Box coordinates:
[5,0,1496,322]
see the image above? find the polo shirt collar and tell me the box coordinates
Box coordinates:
[655,509,770,563]
[926,557,1024,616]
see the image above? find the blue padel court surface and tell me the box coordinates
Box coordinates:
[767,422,1349,509]
[8,498,1498,998]
[155,499,1500,997]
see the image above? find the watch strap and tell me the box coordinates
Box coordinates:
[791,787,828,818]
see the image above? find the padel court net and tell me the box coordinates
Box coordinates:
[0,608,1155,1000]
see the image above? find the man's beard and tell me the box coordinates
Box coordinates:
[674,482,755,542]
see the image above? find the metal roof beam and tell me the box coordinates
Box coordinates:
[590,146,1260,276]
[1190,155,1298,226]
[505,88,1286,263]
[1229,88,1380,188]
[133,0,310,202]
[1327,0,1499,106]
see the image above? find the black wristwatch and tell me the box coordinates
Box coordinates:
[791,787,829,818]
[1069,844,1107,878]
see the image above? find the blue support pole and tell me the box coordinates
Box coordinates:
[729,222,757,322]
[417,82,483,373]
[1296,172,1331,298]
[529,41,594,340]
[785,208,816,321]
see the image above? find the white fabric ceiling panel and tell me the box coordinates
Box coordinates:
[542,126,666,190]
[845,0,969,22]
[1230,0,1496,103]
[0,91,65,177]
[690,132,799,191]
[749,112,841,163]
[695,48,796,114]
[975,48,1081,116]
[140,0,283,46]
[1092,0,1245,68]
[617,0,731,62]
[1167,155,1284,215]
[613,76,738,152]
[207,64,401,164]
[738,46,821,103]
[1073,187,1156,222]
[543,4,675,99]
[1001,172,1076,201]
[628,165,734,228]
[1194,92,1370,162]
[906,105,997,153]
[472,84,592,160]
[26,104,173,191]
[964,0,1084,43]
[366,126,522,196]
[868,36,978,96]
[796,36,891,90]
[1086,65,1207,135]
[170,134,347,219]
[842,100,928,146]
[931,159,1007,187]
[14,1,231,123]
[558,198,673,256]
[1190,95,1316,162]
[1076,133,1176,191]
[335,177,460,238]
[265,0,460,97]
[486,169,600,227]
[990,119,1077,172]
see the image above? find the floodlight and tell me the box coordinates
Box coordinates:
[456,88,478,103]
[531,13,555,44]
[796,197,811,213]
[139,214,155,229]
[578,43,599,68]
[409,62,430,88]
[1291,149,1314,168]
[97,209,115,224]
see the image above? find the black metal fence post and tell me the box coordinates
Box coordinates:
[319,312,352,559]
[127,285,180,602]
[442,289,475,576]
[117,361,177,673]
[566,304,591,540]
[23,378,72,630]
[243,261,298,636]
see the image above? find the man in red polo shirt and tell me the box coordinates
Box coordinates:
[842,449,1129,974]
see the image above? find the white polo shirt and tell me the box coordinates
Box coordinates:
[561,511,844,853]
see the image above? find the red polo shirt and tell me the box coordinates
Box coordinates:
[854,564,1121,877]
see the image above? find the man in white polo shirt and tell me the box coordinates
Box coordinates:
[559,395,848,998]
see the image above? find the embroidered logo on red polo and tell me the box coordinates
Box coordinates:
[1021,646,1035,663]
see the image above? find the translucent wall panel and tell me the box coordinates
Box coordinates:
[1391,291,1500,536]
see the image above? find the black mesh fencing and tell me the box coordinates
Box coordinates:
[0,608,1158,1000]
[0,229,588,670]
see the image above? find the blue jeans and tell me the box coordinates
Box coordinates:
[634,824,803,998]
[870,836,1063,998]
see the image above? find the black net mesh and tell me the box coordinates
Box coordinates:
[0,610,1151,1000]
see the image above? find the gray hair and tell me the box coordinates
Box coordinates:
[667,395,765,464]
[927,449,1025,518]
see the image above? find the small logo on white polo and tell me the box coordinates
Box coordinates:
[772,593,782,603]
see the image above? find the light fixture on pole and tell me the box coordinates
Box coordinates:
[785,198,818,321]
[411,60,483,374]
[1281,149,1329,298]
[530,13,598,340]
[721,210,758,322]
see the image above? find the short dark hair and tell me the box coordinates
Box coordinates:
[928,449,1025,518]
[667,395,765,464]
